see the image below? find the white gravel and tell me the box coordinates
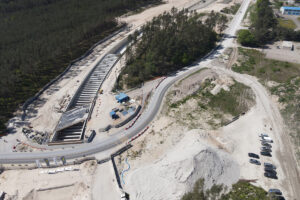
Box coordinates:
[125,130,240,200]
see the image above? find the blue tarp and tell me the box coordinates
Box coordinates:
[110,111,117,118]
[115,93,129,103]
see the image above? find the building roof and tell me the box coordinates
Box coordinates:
[281,6,300,11]
[115,92,129,102]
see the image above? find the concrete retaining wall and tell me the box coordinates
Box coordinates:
[21,25,127,121]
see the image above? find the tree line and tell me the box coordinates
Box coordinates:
[238,0,300,46]
[116,9,227,88]
[0,0,162,134]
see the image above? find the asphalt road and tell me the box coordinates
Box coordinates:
[0,0,251,164]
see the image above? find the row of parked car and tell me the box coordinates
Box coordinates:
[247,133,285,200]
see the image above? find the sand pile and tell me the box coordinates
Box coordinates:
[125,130,240,200]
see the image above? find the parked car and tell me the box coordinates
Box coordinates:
[265,168,277,175]
[249,159,261,165]
[261,151,272,157]
[261,147,272,152]
[268,189,282,195]
[265,166,276,171]
[261,138,273,143]
[264,172,278,179]
[262,143,272,148]
[264,163,276,169]
[248,153,260,159]
[259,133,269,137]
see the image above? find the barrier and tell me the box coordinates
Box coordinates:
[127,126,149,144]
[110,144,133,189]
[155,76,167,89]
[125,113,141,130]
[115,105,141,128]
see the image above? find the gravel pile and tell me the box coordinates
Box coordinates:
[125,130,240,200]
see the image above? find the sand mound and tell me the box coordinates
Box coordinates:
[125,130,240,200]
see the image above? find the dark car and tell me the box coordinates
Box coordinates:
[261,151,272,157]
[249,159,261,165]
[264,163,276,169]
[268,189,282,195]
[265,168,277,175]
[265,166,276,171]
[262,143,272,148]
[248,153,260,159]
[264,172,278,179]
[261,147,272,152]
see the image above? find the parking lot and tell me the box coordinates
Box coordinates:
[218,103,293,199]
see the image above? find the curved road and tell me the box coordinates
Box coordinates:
[0,0,251,164]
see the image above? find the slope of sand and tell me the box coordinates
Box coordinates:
[125,131,240,200]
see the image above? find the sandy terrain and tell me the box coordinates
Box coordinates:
[115,64,299,199]
[264,41,300,63]
[0,161,96,200]
[125,131,240,200]
[91,161,121,200]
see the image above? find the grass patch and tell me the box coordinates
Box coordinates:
[182,179,269,200]
[168,78,255,129]
[177,68,207,86]
[221,3,241,15]
[207,82,254,116]
[278,18,297,30]
[273,0,283,9]
[232,47,300,83]
[222,180,270,199]
[270,77,300,159]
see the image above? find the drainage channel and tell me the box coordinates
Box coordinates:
[51,54,119,144]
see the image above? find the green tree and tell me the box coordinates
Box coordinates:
[237,29,257,46]
[117,9,225,88]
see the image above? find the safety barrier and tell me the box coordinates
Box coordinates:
[127,126,149,144]
[155,76,167,89]
[125,113,141,130]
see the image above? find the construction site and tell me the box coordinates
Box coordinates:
[0,0,299,200]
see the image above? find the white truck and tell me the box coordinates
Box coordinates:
[262,136,273,143]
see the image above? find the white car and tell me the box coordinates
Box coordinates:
[261,136,273,143]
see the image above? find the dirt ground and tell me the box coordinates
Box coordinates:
[116,61,300,199]
[263,41,300,64]
[114,70,252,199]
[91,161,121,200]
[0,161,96,200]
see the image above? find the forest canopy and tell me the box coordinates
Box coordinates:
[0,0,162,133]
[117,9,227,88]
